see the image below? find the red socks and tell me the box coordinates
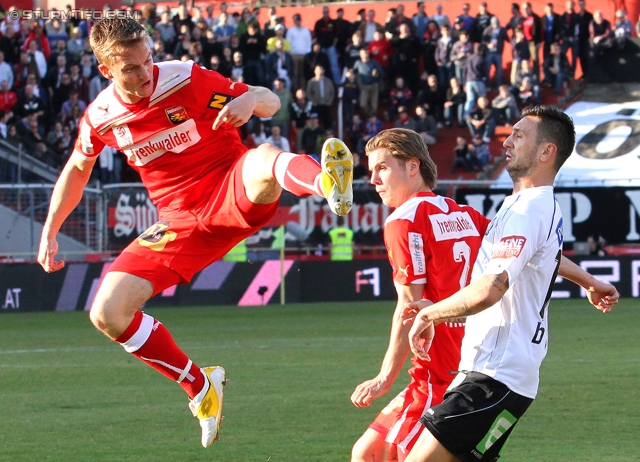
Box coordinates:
[273,152,324,197]
[115,310,204,399]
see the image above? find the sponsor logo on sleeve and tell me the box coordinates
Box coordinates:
[207,93,233,110]
[112,124,134,149]
[79,120,94,154]
[408,232,426,275]
[492,235,527,259]
[165,106,189,125]
[430,211,480,241]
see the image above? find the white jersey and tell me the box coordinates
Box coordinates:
[459,186,563,399]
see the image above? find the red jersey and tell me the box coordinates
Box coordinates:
[384,192,489,392]
[75,60,249,210]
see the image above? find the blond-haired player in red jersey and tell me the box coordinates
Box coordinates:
[37,18,353,448]
[350,128,490,462]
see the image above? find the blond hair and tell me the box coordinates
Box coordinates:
[90,18,149,65]
[365,128,438,189]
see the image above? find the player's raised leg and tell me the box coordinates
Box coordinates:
[89,271,226,448]
[244,140,353,216]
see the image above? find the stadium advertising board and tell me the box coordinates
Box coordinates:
[2,256,638,313]
[456,187,640,246]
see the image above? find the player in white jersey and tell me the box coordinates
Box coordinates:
[403,106,619,462]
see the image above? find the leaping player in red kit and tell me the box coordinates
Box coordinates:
[37,18,353,448]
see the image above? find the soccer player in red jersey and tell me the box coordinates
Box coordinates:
[350,129,490,462]
[37,18,353,448]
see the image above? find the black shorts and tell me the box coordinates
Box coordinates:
[419,372,534,462]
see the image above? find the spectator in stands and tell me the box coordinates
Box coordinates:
[265,124,291,152]
[367,30,393,88]
[68,63,89,103]
[352,152,369,181]
[350,9,367,39]
[23,115,55,165]
[469,132,491,168]
[266,38,294,89]
[444,76,466,128]
[89,72,109,104]
[413,105,438,145]
[450,135,474,173]
[45,120,64,151]
[391,23,421,92]
[303,41,331,84]
[463,43,487,116]
[388,76,413,121]
[0,109,10,140]
[561,1,580,76]
[482,16,508,89]
[589,10,613,66]
[213,13,236,49]
[636,13,640,37]
[155,11,177,50]
[44,18,68,46]
[173,27,193,60]
[390,5,417,39]
[516,76,538,108]
[341,69,360,130]
[335,8,353,68]
[306,64,335,129]
[235,7,257,39]
[47,39,70,70]
[153,41,168,63]
[417,73,444,125]
[26,41,47,81]
[0,80,17,113]
[450,30,473,84]
[271,78,293,140]
[301,113,324,161]
[435,24,455,88]
[266,24,291,52]
[0,51,14,90]
[577,0,594,78]
[348,113,366,154]
[0,26,21,66]
[394,106,416,130]
[60,88,86,120]
[510,26,531,85]
[239,22,266,86]
[457,3,475,34]
[521,2,543,78]
[472,2,494,43]
[79,53,97,80]
[491,84,520,125]
[613,10,633,49]
[314,6,342,84]
[423,20,442,76]
[172,3,195,36]
[465,96,497,143]
[543,42,570,95]
[413,2,430,44]
[431,4,449,29]
[230,51,245,82]
[354,48,383,119]
[541,2,562,60]
[362,114,383,146]
[22,23,51,62]
[67,27,86,63]
[359,9,384,45]
[344,31,365,71]
[291,88,313,152]
[287,13,313,91]
[15,83,45,123]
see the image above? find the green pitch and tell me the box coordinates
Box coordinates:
[0,299,638,461]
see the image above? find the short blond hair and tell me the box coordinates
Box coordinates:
[90,18,149,65]
[365,128,438,189]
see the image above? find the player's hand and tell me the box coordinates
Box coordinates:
[212,93,255,130]
[38,236,65,273]
[585,281,619,314]
[351,376,392,408]
[408,312,435,362]
[401,299,433,326]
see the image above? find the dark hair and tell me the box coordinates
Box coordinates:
[521,105,575,171]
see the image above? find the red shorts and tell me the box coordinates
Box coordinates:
[108,151,279,296]
[370,375,448,455]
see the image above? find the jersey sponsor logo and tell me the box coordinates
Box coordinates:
[408,232,426,275]
[112,124,134,149]
[137,220,177,251]
[492,235,527,259]
[429,211,480,241]
[165,106,189,125]
[123,119,201,166]
[158,72,182,92]
[208,92,233,110]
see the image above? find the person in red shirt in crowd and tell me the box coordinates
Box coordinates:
[0,80,17,113]
[38,17,354,450]
[368,29,393,89]
[22,23,51,62]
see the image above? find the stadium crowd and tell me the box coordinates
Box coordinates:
[0,1,636,182]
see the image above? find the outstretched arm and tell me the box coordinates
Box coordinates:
[212,85,280,129]
[351,282,425,408]
[558,256,619,313]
